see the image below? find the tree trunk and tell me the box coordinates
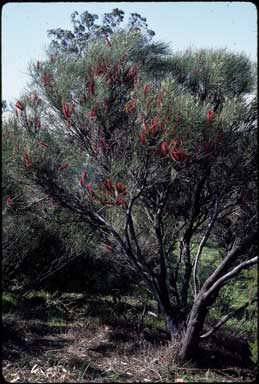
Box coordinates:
[178,292,209,361]
[165,314,180,339]
[180,239,192,308]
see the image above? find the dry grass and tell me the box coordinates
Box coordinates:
[2,293,257,383]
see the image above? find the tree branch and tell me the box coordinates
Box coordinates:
[193,197,219,296]
[200,298,257,339]
[202,231,257,292]
[204,256,258,299]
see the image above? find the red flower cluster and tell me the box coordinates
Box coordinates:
[80,169,88,187]
[103,179,114,194]
[89,105,98,119]
[88,80,95,95]
[144,83,152,95]
[139,132,146,145]
[94,63,108,76]
[207,109,214,123]
[130,66,138,78]
[86,183,93,193]
[139,116,164,145]
[161,141,169,156]
[6,196,14,208]
[104,243,112,253]
[35,118,41,130]
[85,183,97,200]
[16,100,24,111]
[42,72,51,87]
[149,116,163,136]
[102,179,127,206]
[116,182,127,195]
[59,163,70,172]
[98,137,107,151]
[37,140,49,148]
[23,153,30,170]
[115,196,125,206]
[63,103,75,120]
[170,140,189,162]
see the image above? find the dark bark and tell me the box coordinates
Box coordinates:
[180,239,192,308]
[178,290,215,361]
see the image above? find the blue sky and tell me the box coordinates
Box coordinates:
[2,1,257,104]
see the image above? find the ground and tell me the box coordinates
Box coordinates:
[2,291,257,382]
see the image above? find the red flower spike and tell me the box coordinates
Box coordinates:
[116,183,127,195]
[144,84,152,95]
[161,141,169,156]
[16,100,24,111]
[62,103,75,120]
[80,178,85,187]
[35,118,41,129]
[62,103,69,116]
[149,123,157,137]
[37,141,49,148]
[98,138,106,151]
[82,170,87,180]
[104,243,112,253]
[95,63,107,76]
[91,192,98,201]
[115,196,125,206]
[6,196,14,208]
[88,80,95,95]
[139,132,146,145]
[170,147,189,162]
[90,106,98,119]
[23,153,30,170]
[59,163,69,172]
[42,72,49,87]
[103,179,114,193]
[86,183,93,194]
[207,109,214,123]
[129,66,138,79]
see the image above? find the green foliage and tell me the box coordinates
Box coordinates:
[2,293,17,313]
[168,48,255,99]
